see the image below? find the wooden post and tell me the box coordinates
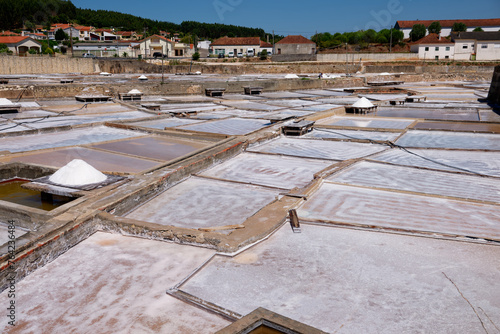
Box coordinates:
[289,209,301,233]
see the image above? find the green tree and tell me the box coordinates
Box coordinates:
[409,24,426,41]
[452,22,467,32]
[55,28,66,41]
[24,20,35,32]
[260,49,268,60]
[192,52,200,60]
[0,43,9,53]
[473,27,484,32]
[427,21,442,34]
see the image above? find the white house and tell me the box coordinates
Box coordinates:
[137,35,174,58]
[0,36,42,54]
[210,37,263,56]
[452,31,500,61]
[410,33,455,60]
[396,18,500,39]
[197,40,211,50]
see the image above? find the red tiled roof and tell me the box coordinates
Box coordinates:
[411,33,454,45]
[260,40,273,48]
[116,31,133,36]
[0,31,20,36]
[95,29,114,33]
[139,34,173,43]
[0,36,31,44]
[276,35,315,44]
[396,18,500,29]
[211,37,261,46]
[52,23,71,30]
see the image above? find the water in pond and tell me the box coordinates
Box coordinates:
[0,179,73,211]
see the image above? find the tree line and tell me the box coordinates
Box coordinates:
[409,21,483,41]
[312,29,404,49]
[0,0,270,40]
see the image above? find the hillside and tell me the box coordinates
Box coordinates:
[0,0,268,40]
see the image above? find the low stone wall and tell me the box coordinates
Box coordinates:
[0,76,365,99]
[0,55,95,75]
[318,52,418,62]
[488,65,500,106]
[271,54,317,62]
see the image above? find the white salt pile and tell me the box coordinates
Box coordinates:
[195,71,202,75]
[352,97,375,108]
[100,72,111,76]
[285,74,299,79]
[128,89,142,95]
[138,75,148,80]
[379,72,391,76]
[49,159,107,186]
[0,98,14,106]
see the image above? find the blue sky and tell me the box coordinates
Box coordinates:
[71,0,500,37]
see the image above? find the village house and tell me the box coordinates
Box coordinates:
[275,35,316,55]
[409,33,455,60]
[0,36,42,54]
[395,18,500,39]
[136,34,174,58]
[210,37,263,56]
[72,40,138,57]
[452,31,500,61]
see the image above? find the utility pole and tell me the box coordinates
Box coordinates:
[161,44,165,84]
[345,42,349,76]
[389,29,393,53]
[272,30,275,55]
[69,22,73,57]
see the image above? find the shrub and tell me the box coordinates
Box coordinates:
[192,52,200,60]
[428,21,442,34]
[122,52,128,57]
[260,49,268,60]
[410,24,426,41]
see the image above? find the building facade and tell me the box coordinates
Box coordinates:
[210,37,262,56]
[0,36,42,54]
[410,34,455,60]
[275,35,316,55]
[452,32,500,61]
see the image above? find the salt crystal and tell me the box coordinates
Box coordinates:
[285,74,299,79]
[49,159,107,186]
[352,97,374,108]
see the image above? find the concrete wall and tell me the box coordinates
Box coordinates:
[0,56,95,75]
[488,65,500,106]
[317,53,419,62]
[272,54,317,62]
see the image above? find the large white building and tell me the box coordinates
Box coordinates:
[452,31,500,61]
[396,18,500,39]
[410,31,500,61]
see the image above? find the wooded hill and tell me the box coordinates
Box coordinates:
[0,0,269,40]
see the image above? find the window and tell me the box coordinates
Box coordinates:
[445,55,449,59]
[435,56,439,60]
[481,44,488,49]
[463,44,468,49]
[445,46,450,51]
[435,47,439,51]
[424,47,429,51]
